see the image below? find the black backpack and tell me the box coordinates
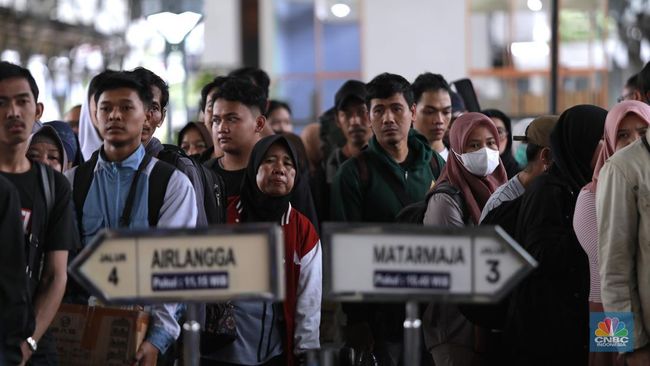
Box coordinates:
[73,150,175,228]
[395,182,466,224]
[459,194,524,331]
[157,144,226,225]
[480,195,523,238]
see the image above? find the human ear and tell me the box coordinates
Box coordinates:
[35,102,44,120]
[255,115,266,133]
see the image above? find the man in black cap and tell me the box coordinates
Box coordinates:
[325,80,372,183]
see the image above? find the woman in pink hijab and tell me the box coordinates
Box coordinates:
[573,100,650,366]
[423,112,508,226]
[421,112,508,365]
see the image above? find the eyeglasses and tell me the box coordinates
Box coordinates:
[496,127,508,137]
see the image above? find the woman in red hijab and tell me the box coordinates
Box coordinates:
[421,112,508,365]
[573,101,650,366]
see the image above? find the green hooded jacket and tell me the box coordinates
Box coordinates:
[330,129,444,222]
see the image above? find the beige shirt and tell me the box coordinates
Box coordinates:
[597,131,650,350]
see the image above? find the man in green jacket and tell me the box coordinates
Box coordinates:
[330,72,444,366]
[331,72,444,223]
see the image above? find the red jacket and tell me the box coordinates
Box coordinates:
[228,198,322,365]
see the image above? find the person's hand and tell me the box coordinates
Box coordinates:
[133,341,159,366]
[626,347,650,366]
[19,340,33,366]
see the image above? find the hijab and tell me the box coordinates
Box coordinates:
[45,120,82,166]
[239,134,299,223]
[78,96,103,161]
[549,104,607,193]
[29,125,68,171]
[585,100,650,193]
[436,112,508,224]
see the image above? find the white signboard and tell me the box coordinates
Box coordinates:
[69,225,285,304]
[324,224,536,303]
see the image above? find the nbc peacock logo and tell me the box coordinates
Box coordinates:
[594,317,629,348]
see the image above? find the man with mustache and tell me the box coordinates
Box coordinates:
[325,80,371,184]
[331,73,441,366]
[0,61,79,365]
[412,72,453,162]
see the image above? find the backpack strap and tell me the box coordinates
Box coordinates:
[26,162,55,288]
[73,151,100,235]
[38,162,55,216]
[431,181,468,223]
[429,156,441,180]
[148,159,175,227]
[119,154,152,227]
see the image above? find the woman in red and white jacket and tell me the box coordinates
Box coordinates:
[205,134,321,366]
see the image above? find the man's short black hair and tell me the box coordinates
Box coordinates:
[365,72,414,109]
[93,71,153,108]
[199,76,227,112]
[88,69,118,102]
[266,100,292,117]
[131,67,169,108]
[228,67,270,99]
[411,72,451,104]
[0,61,39,100]
[212,76,266,115]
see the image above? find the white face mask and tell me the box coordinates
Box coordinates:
[455,147,501,176]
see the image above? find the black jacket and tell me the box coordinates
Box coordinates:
[505,169,589,366]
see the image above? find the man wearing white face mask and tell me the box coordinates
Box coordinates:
[421,113,508,365]
[479,115,558,222]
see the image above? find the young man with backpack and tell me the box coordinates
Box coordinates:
[132,67,225,226]
[66,71,197,365]
[331,72,443,223]
[0,61,79,365]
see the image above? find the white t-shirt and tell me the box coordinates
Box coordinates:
[439,147,449,161]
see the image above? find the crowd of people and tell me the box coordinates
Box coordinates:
[0,58,650,366]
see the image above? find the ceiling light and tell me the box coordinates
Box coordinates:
[146,11,202,45]
[331,3,351,18]
[527,0,543,12]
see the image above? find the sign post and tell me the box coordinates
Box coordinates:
[323,223,537,365]
[69,224,284,366]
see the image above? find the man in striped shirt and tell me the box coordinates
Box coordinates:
[479,115,558,223]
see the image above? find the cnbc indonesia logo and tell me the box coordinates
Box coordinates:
[594,317,629,348]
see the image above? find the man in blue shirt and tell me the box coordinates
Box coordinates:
[66,71,197,365]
